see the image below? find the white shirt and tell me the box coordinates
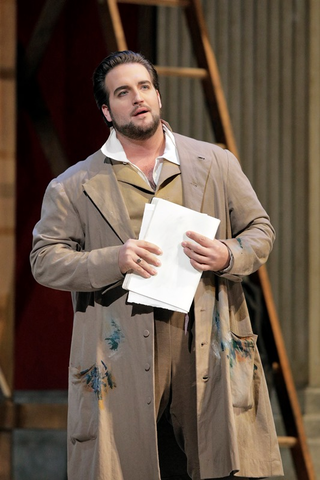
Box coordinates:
[100,124,180,188]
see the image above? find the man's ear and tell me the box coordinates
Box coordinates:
[102,104,112,123]
[157,91,162,109]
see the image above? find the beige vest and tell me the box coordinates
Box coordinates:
[111,160,183,238]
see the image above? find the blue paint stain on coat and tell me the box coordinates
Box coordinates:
[211,304,232,359]
[236,237,243,249]
[105,319,124,351]
[229,337,255,369]
[80,360,116,400]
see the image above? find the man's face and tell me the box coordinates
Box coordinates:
[102,63,162,141]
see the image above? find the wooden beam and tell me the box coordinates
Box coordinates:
[0,0,16,477]
[15,403,67,430]
[0,432,11,480]
[278,436,298,448]
[24,0,67,80]
[19,74,70,177]
[0,402,67,430]
[0,367,11,399]
[118,0,189,6]
[155,65,207,79]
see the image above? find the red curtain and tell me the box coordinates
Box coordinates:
[15,0,139,389]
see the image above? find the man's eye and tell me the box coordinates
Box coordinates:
[141,85,150,90]
[118,90,127,97]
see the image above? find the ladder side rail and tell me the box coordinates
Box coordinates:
[183,0,239,158]
[98,0,128,52]
[258,266,316,479]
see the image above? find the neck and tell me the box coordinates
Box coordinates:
[115,123,165,166]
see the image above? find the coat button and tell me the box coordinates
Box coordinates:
[145,363,150,371]
[143,330,150,337]
[147,396,152,404]
[202,374,209,382]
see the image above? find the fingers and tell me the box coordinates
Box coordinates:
[119,239,162,278]
[119,233,229,277]
[185,230,213,246]
[181,232,230,272]
[136,239,162,255]
[182,246,212,272]
[181,231,214,258]
[131,255,158,278]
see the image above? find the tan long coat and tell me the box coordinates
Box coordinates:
[30,133,283,479]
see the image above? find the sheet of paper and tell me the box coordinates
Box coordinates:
[128,291,187,312]
[126,203,197,312]
[123,198,220,313]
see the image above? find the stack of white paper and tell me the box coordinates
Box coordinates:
[122,198,220,313]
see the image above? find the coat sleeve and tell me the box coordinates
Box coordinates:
[30,179,124,292]
[216,149,275,282]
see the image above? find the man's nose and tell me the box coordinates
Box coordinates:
[133,89,143,104]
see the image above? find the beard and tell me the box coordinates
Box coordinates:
[110,111,161,140]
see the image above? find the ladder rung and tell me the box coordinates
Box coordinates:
[278,436,298,448]
[117,0,190,6]
[155,65,207,79]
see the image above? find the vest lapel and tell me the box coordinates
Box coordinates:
[157,160,181,186]
[112,162,154,191]
[83,157,135,243]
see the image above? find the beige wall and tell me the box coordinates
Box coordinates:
[309,0,320,389]
[157,0,310,386]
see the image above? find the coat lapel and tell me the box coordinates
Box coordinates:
[83,156,135,243]
[82,135,211,243]
[174,134,212,212]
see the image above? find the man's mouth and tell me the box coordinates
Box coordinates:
[132,108,150,117]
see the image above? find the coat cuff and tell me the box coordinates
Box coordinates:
[87,245,123,289]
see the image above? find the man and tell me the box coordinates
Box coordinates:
[30,51,283,479]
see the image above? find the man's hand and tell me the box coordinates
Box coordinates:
[119,239,162,278]
[181,231,230,272]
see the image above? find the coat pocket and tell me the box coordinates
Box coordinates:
[229,332,257,409]
[68,365,99,444]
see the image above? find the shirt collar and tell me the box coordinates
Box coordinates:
[100,123,180,166]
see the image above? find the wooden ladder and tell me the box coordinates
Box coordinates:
[99,0,316,478]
